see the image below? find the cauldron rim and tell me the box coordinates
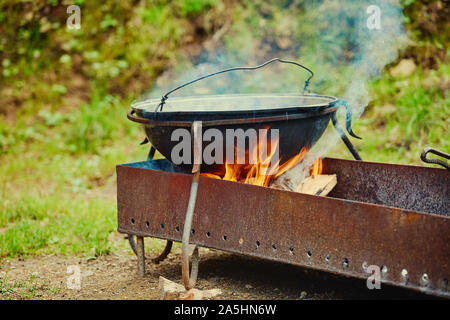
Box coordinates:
[131,93,338,120]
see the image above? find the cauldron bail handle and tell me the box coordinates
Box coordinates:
[154,58,314,113]
[181,121,202,289]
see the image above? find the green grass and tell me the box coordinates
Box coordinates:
[0,87,175,259]
[0,272,63,300]
[0,196,116,257]
[0,89,147,259]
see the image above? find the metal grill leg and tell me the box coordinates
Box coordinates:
[332,112,362,161]
[136,236,145,276]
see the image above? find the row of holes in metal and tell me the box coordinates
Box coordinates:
[130,218,447,290]
[131,218,349,266]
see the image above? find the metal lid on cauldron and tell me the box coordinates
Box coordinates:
[131,94,337,121]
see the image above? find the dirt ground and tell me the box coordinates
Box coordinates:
[0,233,439,300]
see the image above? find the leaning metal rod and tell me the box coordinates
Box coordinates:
[331,112,362,161]
[181,121,202,289]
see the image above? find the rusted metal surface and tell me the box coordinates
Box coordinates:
[324,158,449,216]
[117,158,450,297]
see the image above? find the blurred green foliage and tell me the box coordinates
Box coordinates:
[0,0,225,112]
[400,0,449,66]
[178,0,217,16]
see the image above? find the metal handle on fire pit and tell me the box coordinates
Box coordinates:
[155,58,314,113]
[421,147,449,170]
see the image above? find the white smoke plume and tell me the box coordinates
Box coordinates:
[143,0,409,169]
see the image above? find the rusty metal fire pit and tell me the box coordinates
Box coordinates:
[116,154,450,298]
[118,58,449,297]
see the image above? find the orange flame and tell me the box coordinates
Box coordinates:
[311,157,323,177]
[200,132,323,187]
[273,147,309,179]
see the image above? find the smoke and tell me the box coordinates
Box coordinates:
[341,0,408,117]
[143,0,408,168]
[307,0,408,160]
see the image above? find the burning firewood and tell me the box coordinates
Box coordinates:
[197,134,337,196]
[271,156,337,196]
[271,154,314,190]
[296,174,337,196]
